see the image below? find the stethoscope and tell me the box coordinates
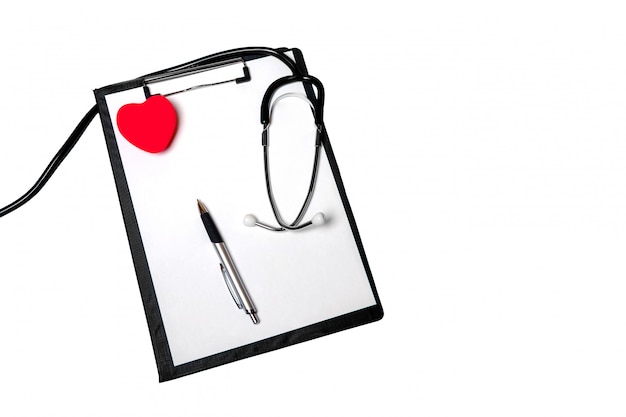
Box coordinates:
[243,74,326,232]
[0,47,328,230]
[145,48,328,232]
[142,47,328,232]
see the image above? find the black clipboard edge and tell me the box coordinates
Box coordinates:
[318,129,385,313]
[94,81,176,379]
[296,48,384,316]
[166,304,383,381]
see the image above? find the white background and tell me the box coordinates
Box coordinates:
[0,1,625,416]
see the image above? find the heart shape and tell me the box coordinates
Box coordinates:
[116,95,178,153]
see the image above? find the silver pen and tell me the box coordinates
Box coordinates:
[197,199,259,324]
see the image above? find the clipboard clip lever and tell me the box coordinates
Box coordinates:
[142,58,251,98]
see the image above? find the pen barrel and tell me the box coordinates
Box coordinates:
[214,242,257,314]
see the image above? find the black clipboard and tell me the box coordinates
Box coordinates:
[94,47,383,382]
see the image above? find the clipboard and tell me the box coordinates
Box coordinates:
[93,47,383,382]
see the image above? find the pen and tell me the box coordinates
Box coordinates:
[197,199,259,324]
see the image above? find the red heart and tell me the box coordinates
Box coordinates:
[116,95,178,153]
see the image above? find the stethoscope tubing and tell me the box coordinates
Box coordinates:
[263,129,323,231]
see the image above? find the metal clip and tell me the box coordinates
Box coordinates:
[142,58,251,98]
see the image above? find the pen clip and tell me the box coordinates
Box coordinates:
[220,264,243,309]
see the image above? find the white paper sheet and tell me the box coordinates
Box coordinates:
[105,55,377,366]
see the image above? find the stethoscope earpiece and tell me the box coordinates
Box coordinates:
[243,214,258,227]
[311,212,326,226]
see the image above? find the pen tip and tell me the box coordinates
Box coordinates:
[197,199,208,214]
